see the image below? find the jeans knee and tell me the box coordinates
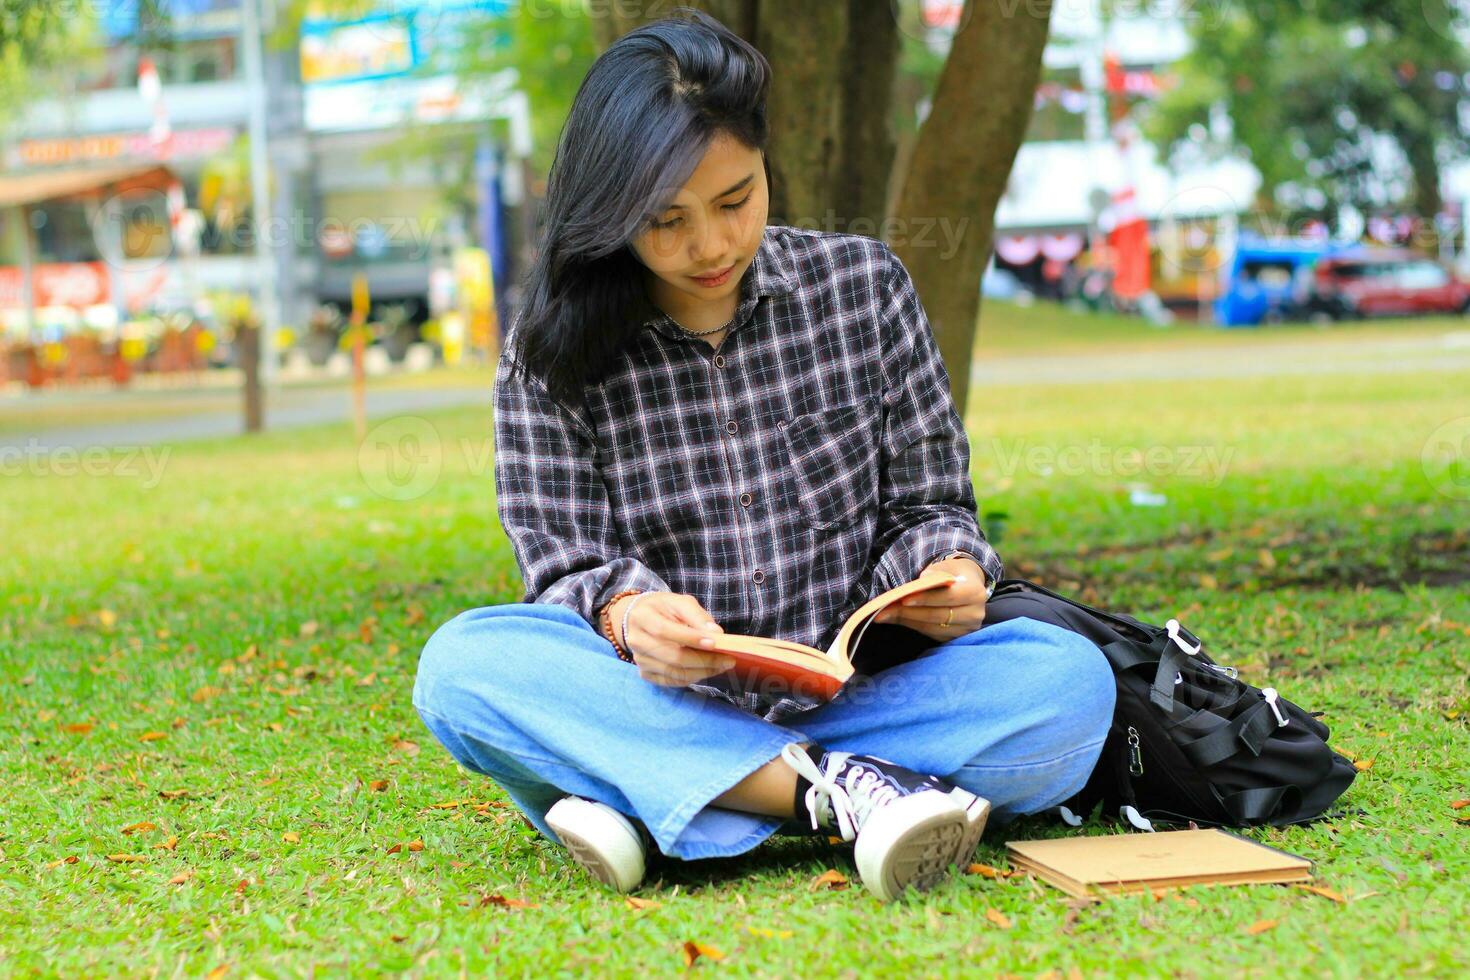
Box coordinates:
[412,610,474,716]
[1032,623,1116,747]
[412,602,595,717]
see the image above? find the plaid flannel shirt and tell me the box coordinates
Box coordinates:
[493,223,1004,722]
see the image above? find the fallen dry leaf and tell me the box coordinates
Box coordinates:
[158,789,189,800]
[1451,799,1470,810]
[745,924,794,939]
[809,869,849,891]
[121,821,157,835]
[1245,919,1278,935]
[204,965,228,979]
[155,836,179,851]
[406,839,424,852]
[62,722,93,734]
[1293,884,1346,904]
[1353,759,1375,771]
[682,941,724,966]
[966,862,1010,879]
[282,832,299,844]
[105,854,147,863]
[481,894,536,910]
[625,896,662,911]
[169,869,194,884]
[368,779,389,792]
[985,908,1012,930]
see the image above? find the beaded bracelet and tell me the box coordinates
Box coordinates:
[598,588,643,662]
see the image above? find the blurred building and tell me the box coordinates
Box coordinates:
[0,0,527,363]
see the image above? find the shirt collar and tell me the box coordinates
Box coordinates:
[640,224,799,340]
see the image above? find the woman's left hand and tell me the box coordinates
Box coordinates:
[872,556,988,642]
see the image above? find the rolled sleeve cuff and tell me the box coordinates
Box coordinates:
[532,557,674,631]
[872,523,1004,600]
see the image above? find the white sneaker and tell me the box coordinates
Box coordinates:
[948,787,992,867]
[780,743,982,902]
[545,796,647,893]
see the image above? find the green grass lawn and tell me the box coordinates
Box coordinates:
[2,307,1467,976]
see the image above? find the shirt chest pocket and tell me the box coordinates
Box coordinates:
[778,397,880,531]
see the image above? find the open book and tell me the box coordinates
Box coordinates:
[701,570,961,701]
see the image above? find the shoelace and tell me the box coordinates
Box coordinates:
[779,743,903,842]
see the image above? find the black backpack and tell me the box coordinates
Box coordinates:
[984,578,1359,830]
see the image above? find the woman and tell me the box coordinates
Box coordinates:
[413,8,1115,902]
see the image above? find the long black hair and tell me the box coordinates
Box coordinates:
[504,6,773,409]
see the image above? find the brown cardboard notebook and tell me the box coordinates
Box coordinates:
[1006,829,1312,900]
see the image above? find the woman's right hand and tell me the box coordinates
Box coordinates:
[615,592,735,687]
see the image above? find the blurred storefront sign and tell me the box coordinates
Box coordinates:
[11,127,236,169]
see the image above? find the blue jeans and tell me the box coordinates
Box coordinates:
[412,602,1116,861]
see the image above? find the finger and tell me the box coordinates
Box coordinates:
[901,579,975,607]
[642,603,721,650]
[670,593,722,632]
[643,645,736,675]
[670,647,738,674]
[640,664,730,687]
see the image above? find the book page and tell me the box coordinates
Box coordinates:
[824,571,960,664]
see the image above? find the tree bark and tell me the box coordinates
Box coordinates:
[891,0,1051,419]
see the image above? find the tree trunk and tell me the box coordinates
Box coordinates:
[891,0,1052,420]
[588,1,897,232]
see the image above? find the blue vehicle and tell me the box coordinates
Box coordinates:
[1214,233,1342,327]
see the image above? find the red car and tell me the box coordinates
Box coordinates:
[1301,249,1470,320]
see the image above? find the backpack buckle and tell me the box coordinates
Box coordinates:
[1262,687,1290,727]
[1165,618,1202,656]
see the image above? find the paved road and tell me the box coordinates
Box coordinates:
[2,384,492,451]
[6,329,1465,451]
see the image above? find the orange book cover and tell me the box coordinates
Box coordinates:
[701,570,961,701]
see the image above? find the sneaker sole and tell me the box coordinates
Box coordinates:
[950,788,992,867]
[854,793,969,902]
[545,798,646,893]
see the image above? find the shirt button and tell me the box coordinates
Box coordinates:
[752,569,765,584]
[714,354,725,368]
[726,419,738,434]
[739,491,752,507]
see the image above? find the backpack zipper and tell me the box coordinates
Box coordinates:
[1127,725,1144,775]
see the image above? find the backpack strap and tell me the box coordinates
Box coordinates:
[1148,619,1204,715]
[1099,639,1156,672]
[1220,784,1302,824]
[1178,700,1277,768]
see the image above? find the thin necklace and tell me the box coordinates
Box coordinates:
[674,319,729,337]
